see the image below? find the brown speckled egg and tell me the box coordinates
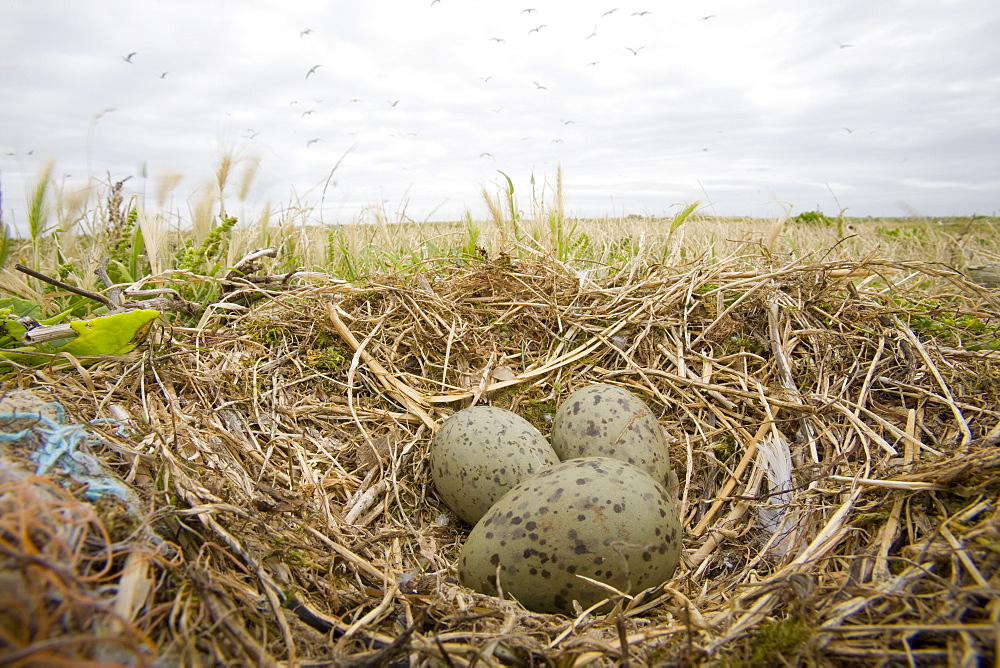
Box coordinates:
[551,383,672,486]
[458,457,681,615]
[431,406,560,525]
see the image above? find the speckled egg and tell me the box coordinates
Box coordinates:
[551,383,672,486]
[458,456,681,615]
[431,406,560,526]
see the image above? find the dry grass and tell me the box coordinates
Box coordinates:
[2,241,999,666]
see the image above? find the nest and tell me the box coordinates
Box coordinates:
[2,251,1000,666]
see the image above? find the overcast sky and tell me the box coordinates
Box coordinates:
[2,0,998,230]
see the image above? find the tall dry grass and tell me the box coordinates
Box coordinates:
[2,157,997,298]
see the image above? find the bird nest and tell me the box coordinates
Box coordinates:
[2,250,1000,666]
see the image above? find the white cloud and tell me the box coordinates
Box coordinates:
[1,0,997,232]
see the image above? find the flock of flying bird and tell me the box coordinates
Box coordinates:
[112,6,685,154]
[281,6,667,152]
[113,7,858,161]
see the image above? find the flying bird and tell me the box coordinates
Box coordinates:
[528,24,547,33]
[244,129,260,139]
[587,61,600,66]
[490,37,506,43]
[302,109,316,117]
[305,65,321,79]
[632,11,651,16]
[533,81,548,90]
[700,14,717,20]
[844,127,854,134]
[93,107,116,122]
[348,98,362,103]
[521,8,536,14]
[121,52,136,63]
[480,76,493,82]
[601,8,619,17]
[300,29,312,37]
[837,41,854,48]
[479,152,492,158]
[561,119,575,125]
[306,138,321,147]
[431,0,440,4]
[389,99,400,107]
[625,45,645,55]
[585,26,598,39]
[158,71,168,79]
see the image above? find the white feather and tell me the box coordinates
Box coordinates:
[756,433,795,557]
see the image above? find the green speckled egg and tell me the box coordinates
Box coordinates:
[458,457,681,615]
[431,406,559,525]
[551,383,672,486]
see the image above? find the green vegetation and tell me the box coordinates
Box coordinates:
[792,210,837,226]
[1,157,997,346]
[746,616,813,666]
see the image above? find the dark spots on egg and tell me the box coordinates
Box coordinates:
[490,553,500,566]
[458,452,680,616]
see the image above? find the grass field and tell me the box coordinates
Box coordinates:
[2,161,998,313]
[2,163,1000,665]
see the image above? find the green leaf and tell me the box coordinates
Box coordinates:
[497,170,514,196]
[670,201,700,233]
[0,299,72,349]
[58,309,160,357]
[0,309,159,368]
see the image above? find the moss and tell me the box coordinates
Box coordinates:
[491,384,557,433]
[304,347,349,372]
[747,616,813,666]
[244,319,292,346]
[520,399,557,432]
[710,432,739,463]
